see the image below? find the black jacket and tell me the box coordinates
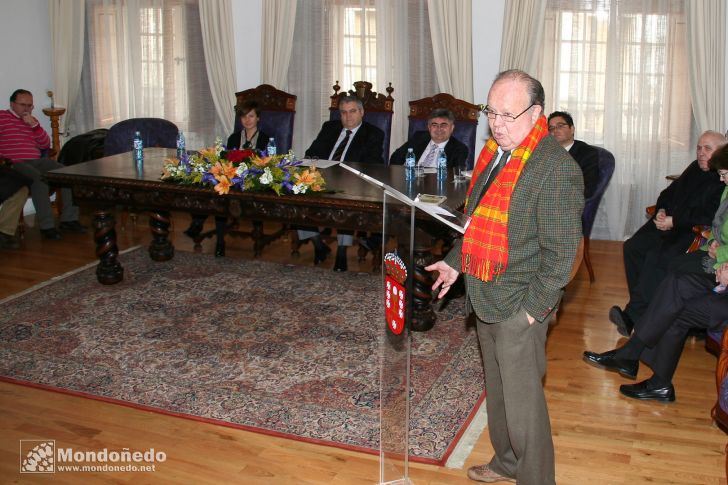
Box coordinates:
[655,160,724,237]
[389,131,469,169]
[305,120,384,164]
[568,140,600,199]
[226,129,271,151]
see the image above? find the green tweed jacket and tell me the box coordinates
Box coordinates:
[443,135,584,323]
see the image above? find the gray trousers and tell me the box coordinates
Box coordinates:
[476,308,555,485]
[13,159,78,230]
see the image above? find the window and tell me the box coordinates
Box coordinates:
[339,4,377,91]
[539,0,691,238]
[72,0,217,147]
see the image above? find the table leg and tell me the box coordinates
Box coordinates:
[93,210,123,285]
[411,235,436,332]
[148,211,174,261]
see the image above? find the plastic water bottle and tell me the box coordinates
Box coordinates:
[266,137,277,156]
[404,148,416,180]
[176,130,185,158]
[437,148,447,182]
[133,131,144,169]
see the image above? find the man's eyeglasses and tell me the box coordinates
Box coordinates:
[482,104,534,123]
[548,122,569,132]
[719,170,728,179]
[12,102,33,109]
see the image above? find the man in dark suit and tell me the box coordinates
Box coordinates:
[426,70,583,485]
[304,95,384,164]
[299,95,385,270]
[609,130,726,336]
[584,269,728,402]
[547,111,599,198]
[389,108,468,169]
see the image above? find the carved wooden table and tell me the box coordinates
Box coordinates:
[46,148,468,329]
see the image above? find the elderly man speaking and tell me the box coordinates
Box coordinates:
[426,70,583,484]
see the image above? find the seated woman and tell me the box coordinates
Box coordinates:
[184,101,271,256]
[582,144,728,402]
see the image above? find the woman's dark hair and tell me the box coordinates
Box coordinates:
[236,100,261,118]
[709,143,728,171]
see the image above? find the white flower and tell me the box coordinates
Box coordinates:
[292,183,307,194]
[259,167,273,185]
[236,163,247,176]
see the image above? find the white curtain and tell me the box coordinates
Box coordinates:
[538,0,691,240]
[260,0,297,88]
[199,0,237,136]
[427,0,473,100]
[48,0,85,140]
[69,0,220,148]
[687,0,726,134]
[499,0,547,72]
[287,0,437,159]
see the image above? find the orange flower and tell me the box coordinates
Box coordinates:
[163,157,180,166]
[214,178,232,195]
[209,162,227,176]
[221,163,237,179]
[199,146,218,159]
[295,168,317,185]
[251,155,271,167]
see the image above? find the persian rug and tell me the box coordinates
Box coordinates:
[0,249,484,465]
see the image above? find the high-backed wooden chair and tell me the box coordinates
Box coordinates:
[328,81,394,162]
[407,93,480,169]
[234,84,297,154]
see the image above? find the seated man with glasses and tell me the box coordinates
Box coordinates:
[547,111,599,199]
[0,89,86,240]
[389,108,468,169]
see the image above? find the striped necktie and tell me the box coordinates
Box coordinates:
[420,142,438,167]
[331,130,352,161]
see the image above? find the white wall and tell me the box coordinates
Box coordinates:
[0,0,53,135]
[472,0,505,157]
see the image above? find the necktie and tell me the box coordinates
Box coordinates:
[420,142,438,167]
[331,130,352,161]
[467,150,510,216]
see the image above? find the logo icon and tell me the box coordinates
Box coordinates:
[20,440,55,473]
[384,252,407,335]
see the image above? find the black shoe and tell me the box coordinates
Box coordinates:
[58,220,87,234]
[0,232,20,250]
[333,246,348,272]
[609,306,634,337]
[40,228,62,240]
[583,349,639,379]
[619,380,675,402]
[215,241,225,257]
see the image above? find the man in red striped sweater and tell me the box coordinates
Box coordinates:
[0,89,85,239]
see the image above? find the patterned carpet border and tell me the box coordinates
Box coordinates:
[0,249,485,465]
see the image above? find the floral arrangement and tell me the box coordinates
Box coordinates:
[160,138,326,196]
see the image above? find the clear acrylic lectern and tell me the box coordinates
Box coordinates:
[339,164,467,485]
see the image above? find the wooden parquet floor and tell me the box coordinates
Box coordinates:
[0,210,726,484]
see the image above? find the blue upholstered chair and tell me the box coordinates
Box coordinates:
[581,146,615,282]
[328,81,394,162]
[407,93,480,169]
[104,118,178,156]
[234,84,297,153]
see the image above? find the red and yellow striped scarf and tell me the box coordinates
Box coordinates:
[461,115,549,281]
